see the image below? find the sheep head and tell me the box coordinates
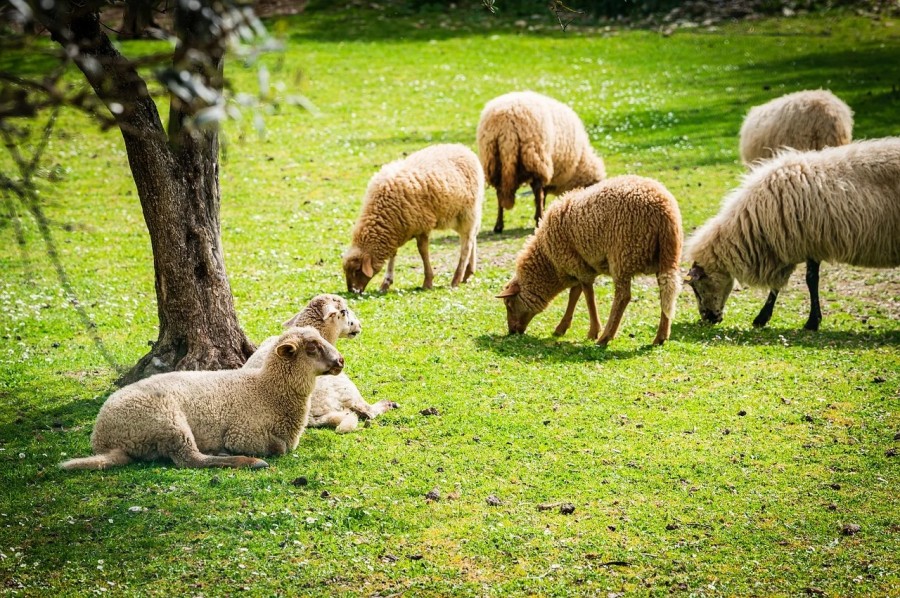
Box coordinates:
[684,263,733,325]
[275,327,344,376]
[283,295,361,341]
[342,247,381,294]
[496,279,539,334]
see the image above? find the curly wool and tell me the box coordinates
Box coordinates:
[350,143,483,263]
[739,89,853,165]
[517,175,682,306]
[477,91,605,210]
[687,137,900,291]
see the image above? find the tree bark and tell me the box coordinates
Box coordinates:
[40,5,254,384]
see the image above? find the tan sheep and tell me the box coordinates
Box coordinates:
[739,90,853,165]
[477,90,606,233]
[685,137,900,331]
[343,143,484,293]
[244,294,397,433]
[496,175,683,345]
[59,327,344,470]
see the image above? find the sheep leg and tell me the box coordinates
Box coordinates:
[172,448,268,469]
[335,412,360,434]
[463,241,477,282]
[553,285,582,337]
[803,258,822,331]
[582,282,602,340]
[531,180,545,227]
[493,202,505,234]
[452,228,477,287]
[752,290,779,328]
[416,233,434,289]
[597,278,631,346]
[308,412,347,429]
[379,255,396,293]
[349,398,399,420]
[652,270,679,345]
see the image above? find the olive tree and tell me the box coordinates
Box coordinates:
[1,0,276,383]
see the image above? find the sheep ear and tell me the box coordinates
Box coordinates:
[282,314,300,328]
[361,255,374,278]
[275,341,299,360]
[322,304,339,321]
[686,263,706,285]
[495,281,520,298]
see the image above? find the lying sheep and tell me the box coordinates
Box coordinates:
[477,91,606,233]
[244,294,397,433]
[685,137,900,330]
[243,294,360,370]
[496,175,683,345]
[60,327,344,470]
[343,143,484,293]
[739,89,853,165]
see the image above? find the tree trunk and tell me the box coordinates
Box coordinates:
[119,0,158,39]
[43,6,254,385]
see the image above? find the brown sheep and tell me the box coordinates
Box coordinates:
[496,175,682,345]
[343,143,484,293]
[477,91,606,233]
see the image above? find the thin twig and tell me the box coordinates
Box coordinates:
[0,116,122,373]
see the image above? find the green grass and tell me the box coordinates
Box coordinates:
[1,7,899,596]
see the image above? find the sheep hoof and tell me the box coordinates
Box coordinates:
[803,320,820,332]
[249,460,270,470]
[751,317,769,328]
[493,224,503,234]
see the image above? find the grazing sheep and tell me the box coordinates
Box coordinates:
[496,175,683,345]
[685,137,900,330]
[477,91,606,233]
[244,294,397,433]
[343,143,484,293]
[59,327,344,470]
[739,90,853,165]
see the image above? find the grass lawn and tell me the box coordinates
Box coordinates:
[1,6,899,596]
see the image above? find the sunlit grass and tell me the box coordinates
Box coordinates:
[0,7,898,596]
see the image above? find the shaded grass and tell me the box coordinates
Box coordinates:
[1,7,899,597]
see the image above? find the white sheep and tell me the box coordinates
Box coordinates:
[739,89,853,165]
[477,90,606,233]
[244,294,397,433]
[685,137,900,330]
[343,143,484,293]
[243,294,360,370]
[59,327,344,470]
[496,175,683,345]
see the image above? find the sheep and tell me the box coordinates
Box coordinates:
[476,90,606,233]
[739,89,853,166]
[243,294,360,370]
[59,327,344,470]
[685,137,900,331]
[243,294,397,433]
[343,143,484,293]
[496,175,683,345]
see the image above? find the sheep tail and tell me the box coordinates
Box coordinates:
[657,222,684,320]
[59,449,132,471]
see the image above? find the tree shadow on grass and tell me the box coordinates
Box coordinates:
[473,332,658,363]
[672,320,900,349]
